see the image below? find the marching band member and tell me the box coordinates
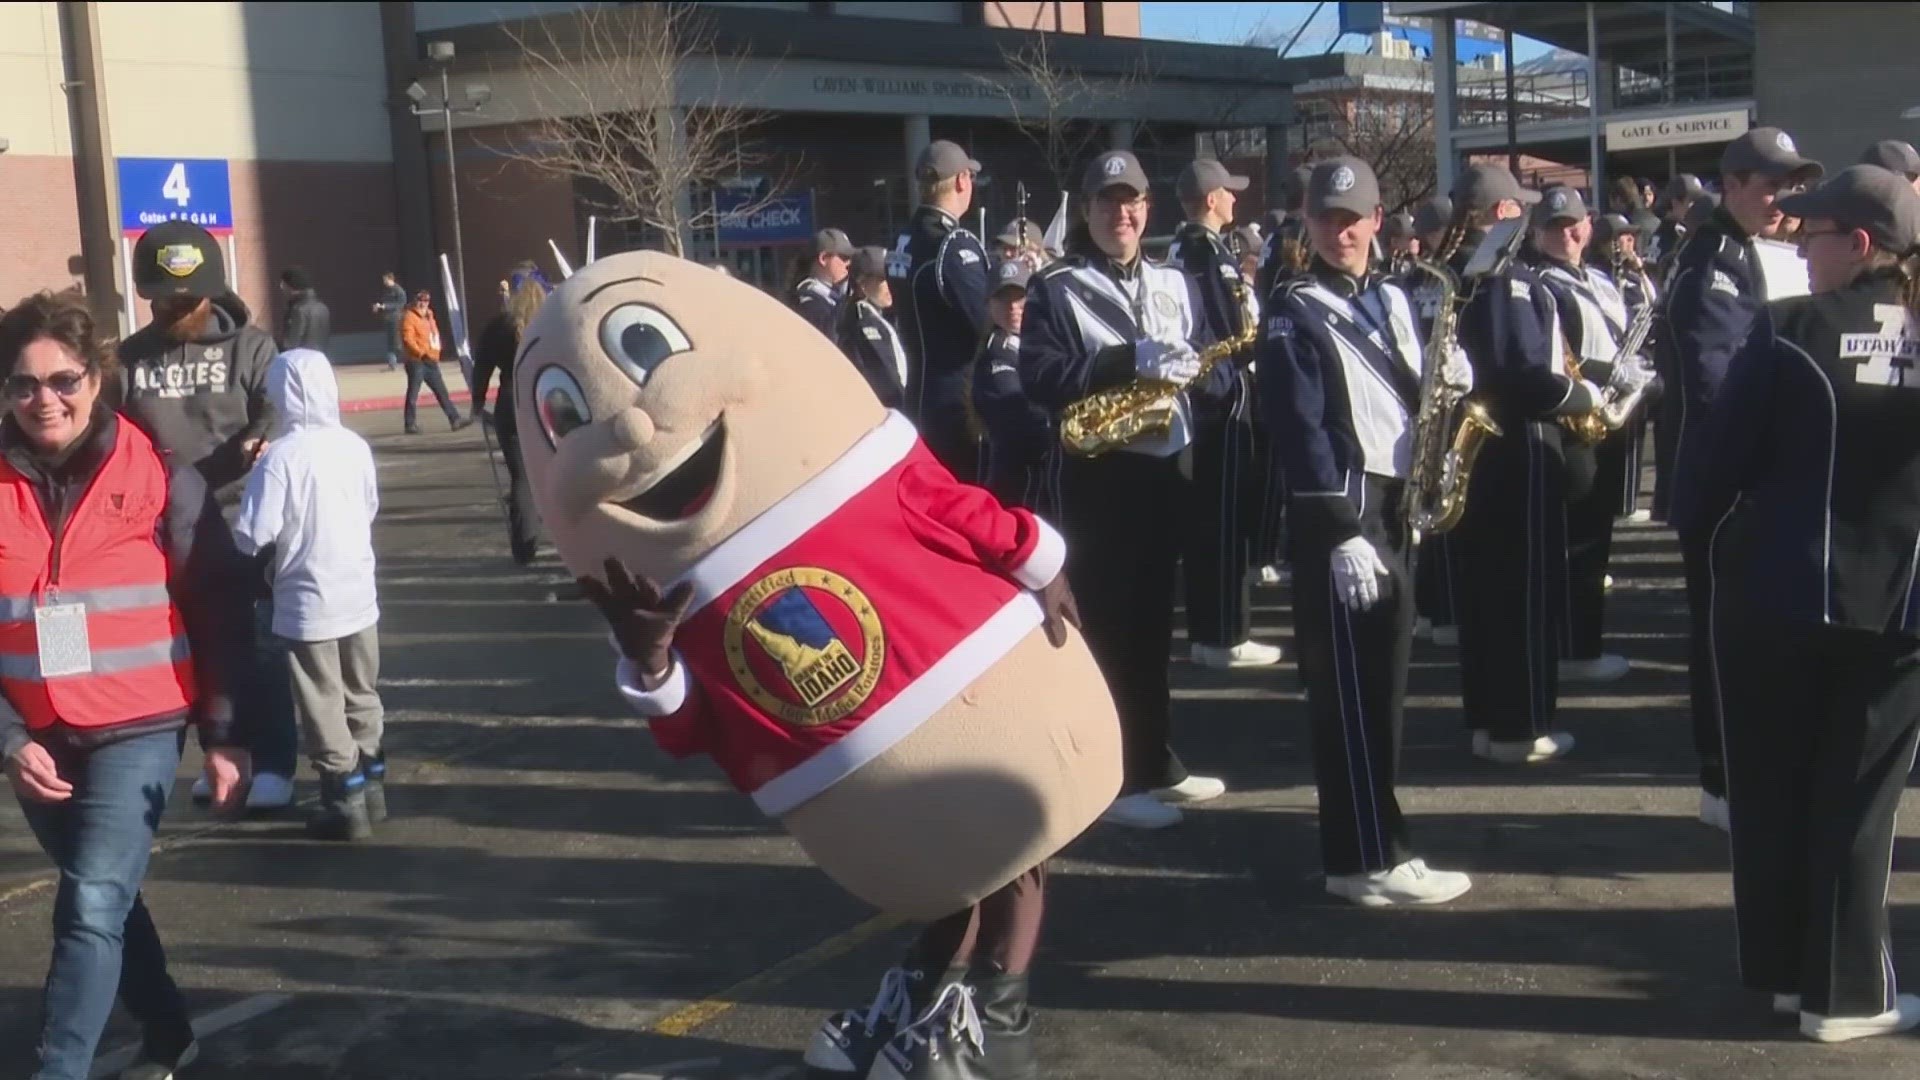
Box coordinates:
[1257,164,1314,298]
[1257,156,1473,905]
[1526,188,1651,684]
[1659,127,1822,828]
[790,228,855,337]
[1020,149,1235,830]
[834,247,909,410]
[972,259,1058,517]
[1171,158,1282,670]
[1382,212,1418,275]
[1447,165,1591,764]
[1407,194,1460,646]
[1647,174,1703,270]
[1676,164,1920,1043]
[893,140,992,481]
[1860,139,1920,195]
[1590,214,1658,523]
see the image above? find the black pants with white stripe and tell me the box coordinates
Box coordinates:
[1291,475,1416,876]
[1564,433,1628,660]
[1242,415,1289,570]
[1413,532,1460,629]
[1455,426,1567,742]
[1183,417,1260,649]
[1060,451,1190,792]
[1715,568,1920,1017]
[1681,530,1727,797]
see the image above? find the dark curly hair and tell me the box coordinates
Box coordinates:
[0,291,116,382]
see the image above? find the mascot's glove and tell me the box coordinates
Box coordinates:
[1135,338,1202,383]
[1441,345,1474,394]
[578,557,694,687]
[1037,572,1082,648]
[1330,536,1392,613]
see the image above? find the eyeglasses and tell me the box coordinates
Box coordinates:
[4,371,88,401]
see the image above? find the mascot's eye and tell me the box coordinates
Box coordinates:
[534,365,591,448]
[599,304,691,386]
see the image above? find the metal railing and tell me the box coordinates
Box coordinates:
[1454,69,1592,129]
[1613,55,1754,110]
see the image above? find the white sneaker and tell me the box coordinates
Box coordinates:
[1603,574,1615,594]
[245,773,296,810]
[1099,793,1182,829]
[1259,564,1289,586]
[1627,509,1653,524]
[1801,994,1920,1043]
[1414,617,1434,641]
[1190,640,1283,669]
[1699,791,1730,832]
[1429,625,1460,647]
[1153,774,1226,805]
[1326,858,1473,907]
[1559,654,1631,683]
[1773,994,1802,1016]
[1473,732,1574,764]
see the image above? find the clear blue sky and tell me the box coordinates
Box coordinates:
[1140,2,1553,60]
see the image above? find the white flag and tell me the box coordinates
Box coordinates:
[1043,192,1070,257]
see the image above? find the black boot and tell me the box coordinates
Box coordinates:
[361,749,389,823]
[970,973,1036,1080]
[307,766,373,841]
[803,964,963,1079]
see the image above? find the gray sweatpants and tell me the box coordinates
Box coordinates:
[286,625,385,776]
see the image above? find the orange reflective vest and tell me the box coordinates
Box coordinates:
[0,419,194,731]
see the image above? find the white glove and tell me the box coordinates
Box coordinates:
[1331,536,1392,613]
[1607,356,1654,395]
[1135,338,1202,383]
[1440,345,1474,394]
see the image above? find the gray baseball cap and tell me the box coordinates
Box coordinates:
[1685,192,1721,228]
[1176,158,1251,203]
[1305,156,1381,216]
[1664,173,1704,202]
[1720,127,1823,182]
[1382,212,1415,240]
[1452,163,1542,211]
[850,246,889,278]
[1860,139,1920,181]
[990,258,1032,295]
[1533,184,1589,226]
[1413,195,1453,236]
[1082,149,1150,197]
[995,219,1043,248]
[1592,213,1634,243]
[1778,164,1920,252]
[915,139,981,182]
[814,228,856,258]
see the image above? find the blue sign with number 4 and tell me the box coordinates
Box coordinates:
[117,158,234,233]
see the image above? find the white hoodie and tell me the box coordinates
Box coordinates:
[233,348,380,642]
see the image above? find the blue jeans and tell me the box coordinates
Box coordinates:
[18,730,189,1080]
[403,360,459,429]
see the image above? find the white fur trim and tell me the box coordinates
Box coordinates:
[615,653,689,716]
[673,411,919,616]
[1010,518,1066,591]
[752,592,1043,817]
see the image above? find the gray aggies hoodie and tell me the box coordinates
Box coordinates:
[117,290,278,511]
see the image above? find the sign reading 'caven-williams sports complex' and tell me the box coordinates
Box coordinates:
[1606,109,1752,152]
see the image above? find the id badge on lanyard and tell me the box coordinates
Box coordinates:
[35,601,92,678]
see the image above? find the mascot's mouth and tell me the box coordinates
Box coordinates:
[618,419,726,520]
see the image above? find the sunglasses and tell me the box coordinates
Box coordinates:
[5,371,89,401]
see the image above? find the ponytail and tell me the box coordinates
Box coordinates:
[1898,248,1920,323]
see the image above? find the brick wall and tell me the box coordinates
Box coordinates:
[0,155,86,307]
[430,133,580,327]
[225,160,403,347]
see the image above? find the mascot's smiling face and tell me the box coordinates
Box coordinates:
[515,251,885,586]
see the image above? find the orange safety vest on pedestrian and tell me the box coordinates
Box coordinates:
[0,420,194,731]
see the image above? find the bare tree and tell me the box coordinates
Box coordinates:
[1313,93,1438,214]
[483,4,782,257]
[978,30,1141,196]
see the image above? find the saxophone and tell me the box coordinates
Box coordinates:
[1403,236,1503,543]
[1059,279,1259,458]
[1560,253,1658,444]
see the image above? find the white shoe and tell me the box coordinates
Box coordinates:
[1801,994,1920,1043]
[245,773,296,810]
[1603,573,1615,594]
[1429,625,1459,647]
[1773,994,1802,1016]
[1326,858,1473,907]
[1474,732,1574,764]
[1190,640,1283,669]
[1414,617,1434,641]
[1153,774,1226,805]
[1559,654,1631,683]
[1258,564,1287,586]
[1099,793,1183,829]
[1627,509,1653,524]
[1699,791,1730,832]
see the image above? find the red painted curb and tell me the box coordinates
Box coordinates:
[341,390,475,415]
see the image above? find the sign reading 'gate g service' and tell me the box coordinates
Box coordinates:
[1606,109,1751,152]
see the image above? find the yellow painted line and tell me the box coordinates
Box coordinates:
[650,913,905,1037]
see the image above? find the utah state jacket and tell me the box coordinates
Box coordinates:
[890,206,991,452]
[1657,206,1765,473]
[1675,270,1920,636]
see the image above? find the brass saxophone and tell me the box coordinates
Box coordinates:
[1059,279,1259,458]
[1560,253,1658,444]
[1403,241,1502,543]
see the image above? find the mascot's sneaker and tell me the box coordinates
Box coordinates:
[870,983,995,1080]
[804,966,956,1078]
[1326,858,1472,907]
[1699,791,1731,832]
[1190,640,1283,669]
[1801,994,1920,1043]
[1473,732,1574,764]
[1153,775,1226,805]
[1100,793,1182,829]
[1559,654,1631,683]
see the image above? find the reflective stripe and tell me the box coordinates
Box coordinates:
[0,583,174,624]
[0,635,189,681]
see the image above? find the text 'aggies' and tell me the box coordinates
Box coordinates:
[131,356,229,398]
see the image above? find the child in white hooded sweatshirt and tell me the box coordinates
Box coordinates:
[233,348,386,840]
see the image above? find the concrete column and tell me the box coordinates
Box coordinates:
[1265,124,1290,210]
[1432,17,1459,199]
[1108,119,1135,150]
[904,114,931,192]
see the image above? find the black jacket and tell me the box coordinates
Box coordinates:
[833,297,908,410]
[280,289,330,353]
[0,408,240,761]
[1676,271,1920,636]
[972,327,1056,504]
[890,205,991,447]
[791,277,843,339]
[1656,206,1765,447]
